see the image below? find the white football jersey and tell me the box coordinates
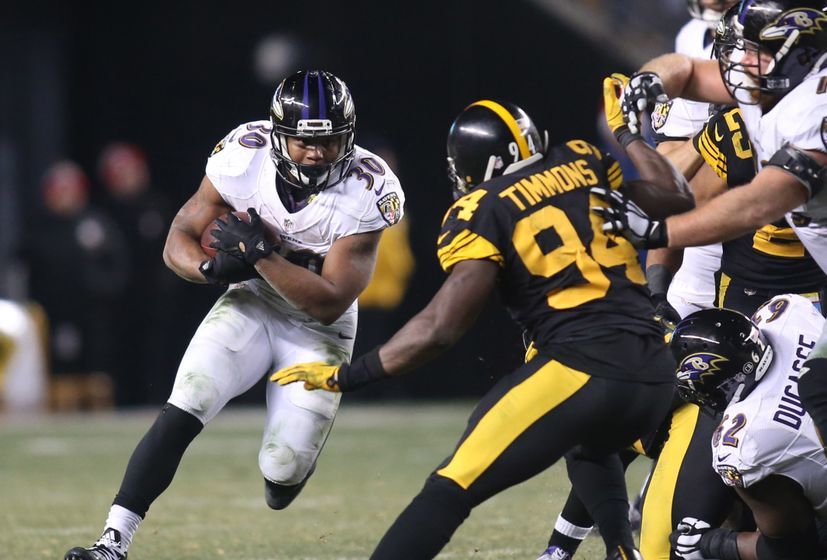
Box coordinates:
[667,243,722,318]
[711,294,827,519]
[737,68,827,269]
[660,19,721,315]
[651,19,714,140]
[205,121,405,314]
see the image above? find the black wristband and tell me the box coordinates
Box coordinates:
[615,126,643,150]
[700,528,741,560]
[337,346,388,392]
[645,264,673,297]
[650,220,669,249]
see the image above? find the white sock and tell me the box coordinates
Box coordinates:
[554,514,593,540]
[101,505,143,550]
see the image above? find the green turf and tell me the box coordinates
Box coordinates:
[0,402,651,559]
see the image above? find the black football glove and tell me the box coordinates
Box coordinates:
[199,251,259,287]
[652,293,681,333]
[210,208,273,265]
[591,187,669,249]
[622,71,669,135]
[646,264,680,333]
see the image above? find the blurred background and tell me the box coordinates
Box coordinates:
[0,0,690,412]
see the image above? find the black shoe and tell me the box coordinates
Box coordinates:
[64,528,127,560]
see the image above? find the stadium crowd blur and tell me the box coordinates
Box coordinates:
[0,0,691,411]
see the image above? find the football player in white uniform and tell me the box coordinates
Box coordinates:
[668,296,827,559]
[593,0,827,470]
[64,70,405,560]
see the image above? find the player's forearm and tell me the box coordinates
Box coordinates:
[626,141,692,197]
[378,306,460,376]
[665,187,784,248]
[255,255,351,325]
[641,55,733,105]
[657,140,704,182]
[163,227,209,283]
[640,54,695,99]
[646,248,683,276]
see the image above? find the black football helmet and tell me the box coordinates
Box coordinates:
[669,308,774,415]
[714,1,827,103]
[687,0,739,27]
[446,100,546,200]
[270,70,356,192]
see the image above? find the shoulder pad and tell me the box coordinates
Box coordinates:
[206,121,271,179]
[565,139,603,159]
[766,143,827,199]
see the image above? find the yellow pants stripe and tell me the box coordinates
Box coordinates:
[716,272,731,308]
[640,403,701,560]
[437,359,590,489]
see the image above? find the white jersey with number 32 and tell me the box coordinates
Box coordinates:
[711,294,827,519]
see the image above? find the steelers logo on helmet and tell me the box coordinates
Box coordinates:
[269,70,356,193]
[446,99,547,200]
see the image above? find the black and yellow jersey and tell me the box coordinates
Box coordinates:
[437,139,662,366]
[693,107,826,292]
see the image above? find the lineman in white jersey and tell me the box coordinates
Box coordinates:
[649,0,737,321]
[668,295,827,559]
[592,1,827,466]
[64,70,405,560]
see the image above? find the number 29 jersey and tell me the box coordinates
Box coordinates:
[711,294,827,519]
[437,140,661,357]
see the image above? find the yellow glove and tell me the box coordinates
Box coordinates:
[270,362,342,392]
[603,73,630,136]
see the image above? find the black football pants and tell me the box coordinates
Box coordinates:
[370,353,674,560]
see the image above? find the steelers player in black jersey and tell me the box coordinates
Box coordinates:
[270,97,692,560]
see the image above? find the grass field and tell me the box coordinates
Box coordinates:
[0,402,651,559]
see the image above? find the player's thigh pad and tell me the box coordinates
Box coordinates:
[169,288,273,424]
[257,311,355,485]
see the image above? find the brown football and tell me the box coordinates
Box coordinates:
[200,211,250,258]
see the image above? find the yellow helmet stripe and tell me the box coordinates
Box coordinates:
[468,100,530,159]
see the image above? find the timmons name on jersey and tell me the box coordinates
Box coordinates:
[498,157,601,212]
[773,333,816,429]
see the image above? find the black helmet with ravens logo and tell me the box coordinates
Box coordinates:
[669,308,774,415]
[270,70,356,193]
[715,0,827,103]
[446,100,547,200]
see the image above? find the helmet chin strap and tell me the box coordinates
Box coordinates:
[502,153,544,176]
[483,152,545,182]
[483,155,499,182]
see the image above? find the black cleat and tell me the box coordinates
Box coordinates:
[64,528,127,560]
